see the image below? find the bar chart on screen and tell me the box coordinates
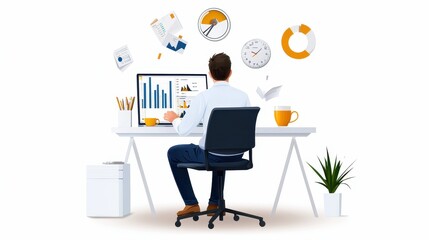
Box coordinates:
[140,77,173,109]
[137,74,208,125]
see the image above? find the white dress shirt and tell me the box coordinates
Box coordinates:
[172,81,251,149]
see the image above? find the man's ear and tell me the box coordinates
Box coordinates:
[208,71,215,81]
[226,70,232,81]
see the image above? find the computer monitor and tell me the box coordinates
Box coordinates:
[136,73,208,126]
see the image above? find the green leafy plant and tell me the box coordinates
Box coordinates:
[307,148,355,193]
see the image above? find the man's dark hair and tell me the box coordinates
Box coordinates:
[208,53,231,81]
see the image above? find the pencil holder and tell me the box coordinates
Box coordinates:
[118,110,132,127]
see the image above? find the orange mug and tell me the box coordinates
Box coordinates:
[144,118,160,126]
[274,106,299,126]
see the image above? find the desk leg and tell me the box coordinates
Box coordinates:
[271,138,294,215]
[124,137,133,163]
[125,137,156,215]
[293,138,318,217]
[271,138,318,217]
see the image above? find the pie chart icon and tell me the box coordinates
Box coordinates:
[198,8,231,41]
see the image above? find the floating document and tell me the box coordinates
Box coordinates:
[151,12,182,40]
[151,12,187,54]
[256,79,283,101]
[164,34,187,54]
[113,45,133,71]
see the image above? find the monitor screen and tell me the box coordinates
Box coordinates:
[136,73,208,125]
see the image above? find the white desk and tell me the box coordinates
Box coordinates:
[112,126,318,217]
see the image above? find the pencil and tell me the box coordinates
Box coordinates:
[130,96,135,110]
[126,97,129,110]
[116,97,122,110]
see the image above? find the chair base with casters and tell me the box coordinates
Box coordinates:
[173,107,265,229]
[175,155,266,229]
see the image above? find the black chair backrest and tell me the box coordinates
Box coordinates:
[205,107,260,155]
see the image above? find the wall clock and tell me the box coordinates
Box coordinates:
[198,8,231,41]
[241,39,271,69]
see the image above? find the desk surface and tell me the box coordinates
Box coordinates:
[112,126,316,137]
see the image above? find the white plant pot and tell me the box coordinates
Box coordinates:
[324,193,342,217]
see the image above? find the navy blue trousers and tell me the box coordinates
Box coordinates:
[167,144,243,205]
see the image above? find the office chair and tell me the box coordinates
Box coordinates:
[175,107,265,229]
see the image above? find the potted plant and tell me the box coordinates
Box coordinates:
[307,148,355,217]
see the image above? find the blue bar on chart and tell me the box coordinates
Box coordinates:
[169,81,172,108]
[162,90,165,108]
[143,83,147,108]
[141,77,173,109]
[149,77,152,108]
[156,84,160,108]
[153,90,158,108]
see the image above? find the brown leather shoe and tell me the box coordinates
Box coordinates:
[177,204,200,216]
[207,204,225,216]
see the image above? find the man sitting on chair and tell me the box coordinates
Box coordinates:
[163,53,251,216]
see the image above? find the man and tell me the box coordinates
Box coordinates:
[164,53,251,216]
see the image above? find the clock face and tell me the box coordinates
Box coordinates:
[198,8,231,41]
[241,39,271,69]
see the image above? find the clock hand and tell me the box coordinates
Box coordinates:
[203,18,218,36]
[206,25,214,36]
[203,24,213,34]
[252,48,262,57]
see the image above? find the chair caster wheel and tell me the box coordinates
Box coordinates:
[259,220,266,227]
[193,215,199,221]
[208,223,214,229]
[233,215,239,221]
[175,221,181,227]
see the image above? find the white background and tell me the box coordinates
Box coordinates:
[1,0,428,239]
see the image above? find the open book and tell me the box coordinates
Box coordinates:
[256,79,283,101]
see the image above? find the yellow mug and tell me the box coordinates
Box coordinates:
[274,106,299,126]
[144,118,160,126]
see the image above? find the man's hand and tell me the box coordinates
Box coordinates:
[164,111,179,123]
